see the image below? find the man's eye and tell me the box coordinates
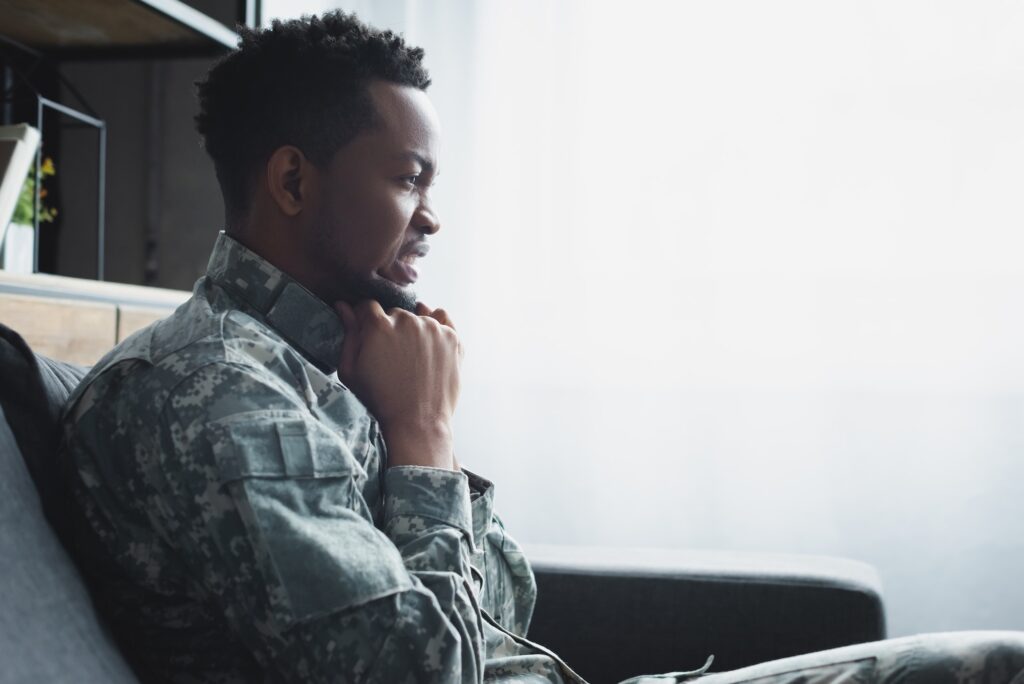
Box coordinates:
[401,175,420,187]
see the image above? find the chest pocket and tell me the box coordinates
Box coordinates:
[211,411,412,630]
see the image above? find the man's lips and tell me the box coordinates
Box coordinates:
[402,241,430,259]
[389,259,419,285]
[381,242,430,286]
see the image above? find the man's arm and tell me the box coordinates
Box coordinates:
[157,361,483,683]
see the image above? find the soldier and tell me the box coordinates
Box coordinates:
[62,10,1024,683]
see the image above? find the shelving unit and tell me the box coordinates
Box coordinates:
[0,0,247,280]
[0,0,240,57]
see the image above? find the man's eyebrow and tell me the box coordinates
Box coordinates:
[396,151,437,175]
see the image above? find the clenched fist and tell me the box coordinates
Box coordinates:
[334,299,463,470]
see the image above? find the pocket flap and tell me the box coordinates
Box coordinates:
[211,410,362,483]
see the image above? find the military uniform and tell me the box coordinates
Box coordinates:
[63,233,581,683]
[627,633,1024,683]
[63,232,1024,684]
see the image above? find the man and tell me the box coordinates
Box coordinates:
[62,11,580,683]
[62,11,1024,684]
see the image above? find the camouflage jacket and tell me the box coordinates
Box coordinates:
[62,233,582,683]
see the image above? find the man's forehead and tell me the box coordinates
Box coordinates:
[368,81,440,147]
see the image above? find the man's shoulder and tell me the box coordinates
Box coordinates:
[67,289,305,426]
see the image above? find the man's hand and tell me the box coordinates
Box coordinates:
[334,300,462,471]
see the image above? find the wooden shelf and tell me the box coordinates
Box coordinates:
[0,269,189,309]
[0,0,238,57]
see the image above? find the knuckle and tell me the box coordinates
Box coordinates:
[424,318,445,338]
[390,309,414,325]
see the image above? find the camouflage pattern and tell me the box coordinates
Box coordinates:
[688,631,1024,683]
[61,232,1024,684]
[62,232,583,683]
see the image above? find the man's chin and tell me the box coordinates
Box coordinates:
[351,276,417,313]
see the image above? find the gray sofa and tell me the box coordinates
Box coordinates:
[0,321,886,683]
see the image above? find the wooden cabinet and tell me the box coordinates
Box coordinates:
[0,270,187,364]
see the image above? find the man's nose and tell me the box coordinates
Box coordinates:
[416,203,441,235]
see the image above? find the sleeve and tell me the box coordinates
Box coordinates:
[463,469,538,637]
[156,361,484,683]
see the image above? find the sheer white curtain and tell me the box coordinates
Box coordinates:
[263,0,1024,637]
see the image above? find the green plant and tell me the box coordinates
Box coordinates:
[11,157,57,225]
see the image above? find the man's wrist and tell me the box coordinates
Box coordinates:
[382,419,455,470]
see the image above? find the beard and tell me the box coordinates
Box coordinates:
[346,272,418,313]
[310,211,418,313]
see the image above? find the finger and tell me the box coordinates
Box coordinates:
[428,307,456,330]
[356,298,389,326]
[414,301,432,316]
[334,300,358,332]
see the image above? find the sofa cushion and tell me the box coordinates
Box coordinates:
[0,322,89,540]
[0,404,138,682]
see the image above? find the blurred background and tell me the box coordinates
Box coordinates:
[292,0,1024,639]
[8,0,1024,639]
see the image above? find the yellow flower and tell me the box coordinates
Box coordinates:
[41,157,55,176]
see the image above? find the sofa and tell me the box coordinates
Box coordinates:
[0,319,886,683]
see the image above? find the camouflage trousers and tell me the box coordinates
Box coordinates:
[627,632,1024,683]
[703,632,1024,683]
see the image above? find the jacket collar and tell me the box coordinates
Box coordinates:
[205,232,344,373]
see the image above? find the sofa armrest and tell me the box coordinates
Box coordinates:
[524,545,886,683]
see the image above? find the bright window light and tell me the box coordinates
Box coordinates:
[263,0,1024,637]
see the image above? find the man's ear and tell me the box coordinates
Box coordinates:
[265,146,312,217]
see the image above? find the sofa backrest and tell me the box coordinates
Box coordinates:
[0,405,138,683]
[0,321,138,683]
[0,322,90,542]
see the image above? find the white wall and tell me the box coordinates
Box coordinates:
[265,0,1024,638]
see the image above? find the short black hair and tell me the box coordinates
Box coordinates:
[195,11,431,225]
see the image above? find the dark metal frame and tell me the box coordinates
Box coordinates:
[241,0,264,30]
[0,0,252,279]
[34,97,106,279]
[1,35,107,279]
